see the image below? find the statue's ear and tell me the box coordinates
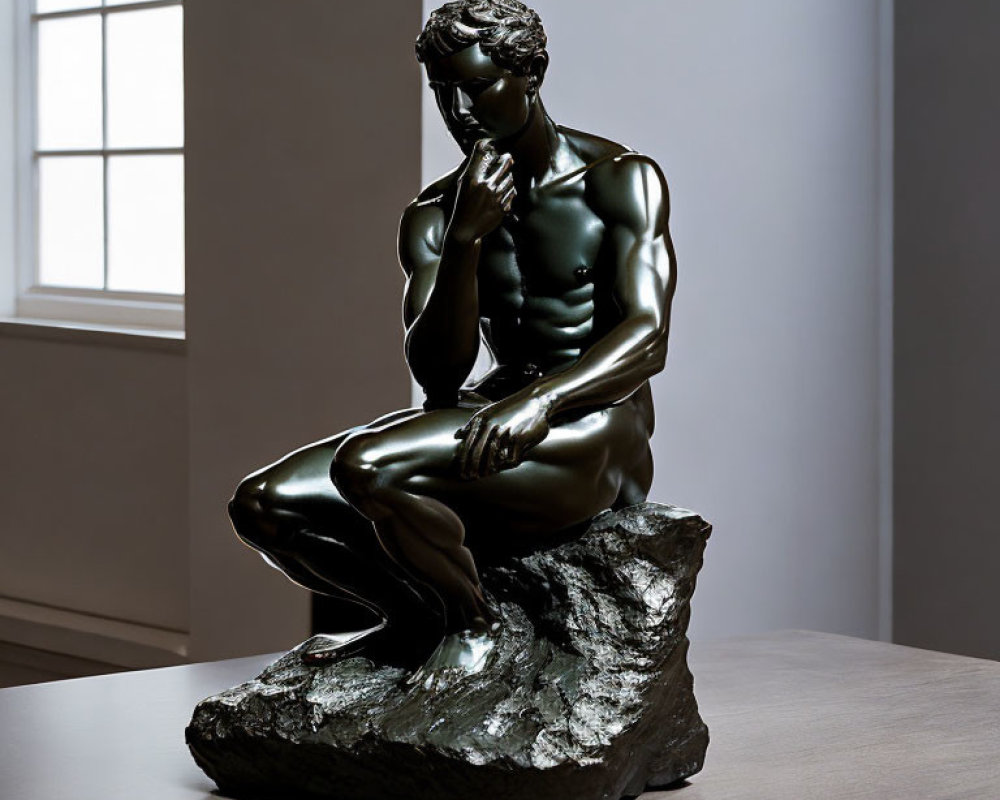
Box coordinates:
[527,53,549,94]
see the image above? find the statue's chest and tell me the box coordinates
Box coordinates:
[477,187,606,309]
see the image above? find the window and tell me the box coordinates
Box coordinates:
[16,0,184,331]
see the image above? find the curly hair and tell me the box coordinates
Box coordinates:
[415,0,547,77]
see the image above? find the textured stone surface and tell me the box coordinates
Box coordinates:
[186,503,711,800]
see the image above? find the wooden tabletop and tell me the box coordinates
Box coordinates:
[1,630,996,799]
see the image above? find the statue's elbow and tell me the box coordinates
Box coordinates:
[649,342,668,376]
[644,328,669,377]
[409,356,467,408]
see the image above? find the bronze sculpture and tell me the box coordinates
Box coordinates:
[189,4,712,796]
[228,0,676,679]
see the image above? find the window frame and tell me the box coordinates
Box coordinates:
[14,0,185,333]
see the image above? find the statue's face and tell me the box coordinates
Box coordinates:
[426,43,536,154]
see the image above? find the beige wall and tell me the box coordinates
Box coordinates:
[0,0,422,670]
[184,0,421,660]
[0,333,188,632]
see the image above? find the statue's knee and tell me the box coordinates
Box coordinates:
[331,433,384,506]
[229,475,283,551]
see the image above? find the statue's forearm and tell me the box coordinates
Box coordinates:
[405,232,483,405]
[526,318,667,419]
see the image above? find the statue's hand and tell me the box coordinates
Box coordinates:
[455,394,551,480]
[448,139,516,245]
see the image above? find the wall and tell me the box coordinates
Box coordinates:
[0,0,422,671]
[1,0,189,671]
[0,0,13,315]
[422,0,890,641]
[0,331,189,666]
[5,0,994,667]
[894,0,1000,660]
[185,0,421,660]
[0,335,187,628]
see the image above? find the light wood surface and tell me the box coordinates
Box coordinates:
[0,631,996,799]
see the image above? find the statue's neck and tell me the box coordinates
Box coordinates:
[496,98,560,189]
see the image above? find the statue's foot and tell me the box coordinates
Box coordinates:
[300,620,389,665]
[406,617,501,692]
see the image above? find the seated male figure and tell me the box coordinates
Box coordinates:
[229,0,676,676]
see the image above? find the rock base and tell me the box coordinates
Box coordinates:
[187,503,712,800]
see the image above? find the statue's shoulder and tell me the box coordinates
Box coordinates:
[560,126,633,165]
[399,164,468,264]
[412,166,462,209]
[559,127,665,188]
[400,167,462,251]
[560,128,668,223]
[561,127,663,179]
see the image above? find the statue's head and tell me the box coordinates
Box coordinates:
[416,0,549,153]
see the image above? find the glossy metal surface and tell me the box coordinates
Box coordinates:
[188,506,711,799]
[229,0,677,668]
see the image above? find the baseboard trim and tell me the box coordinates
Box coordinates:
[0,641,125,685]
[0,596,189,670]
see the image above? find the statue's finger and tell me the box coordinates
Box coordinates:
[473,140,498,179]
[456,417,482,476]
[469,425,497,480]
[493,174,515,196]
[482,430,503,477]
[511,432,535,466]
[486,156,514,188]
[454,436,470,475]
[508,439,523,467]
[488,430,512,475]
[460,418,487,479]
[501,186,517,208]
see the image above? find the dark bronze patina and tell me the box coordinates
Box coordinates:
[229,0,676,680]
[188,506,711,798]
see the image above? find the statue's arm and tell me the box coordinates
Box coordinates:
[529,154,676,419]
[401,143,516,409]
[399,197,482,409]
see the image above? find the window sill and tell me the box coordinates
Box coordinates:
[0,316,186,353]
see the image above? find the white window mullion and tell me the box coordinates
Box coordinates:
[15,0,186,332]
[18,0,39,303]
[32,1,182,23]
[100,4,109,291]
[36,147,184,157]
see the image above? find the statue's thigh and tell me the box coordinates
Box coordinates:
[357,402,647,535]
[447,403,648,533]
[250,407,424,522]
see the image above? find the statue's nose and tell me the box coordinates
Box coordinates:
[450,86,474,119]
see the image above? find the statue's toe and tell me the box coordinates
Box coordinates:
[300,622,388,665]
[405,622,501,691]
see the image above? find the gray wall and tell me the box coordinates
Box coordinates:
[422,0,891,641]
[894,0,1000,660]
